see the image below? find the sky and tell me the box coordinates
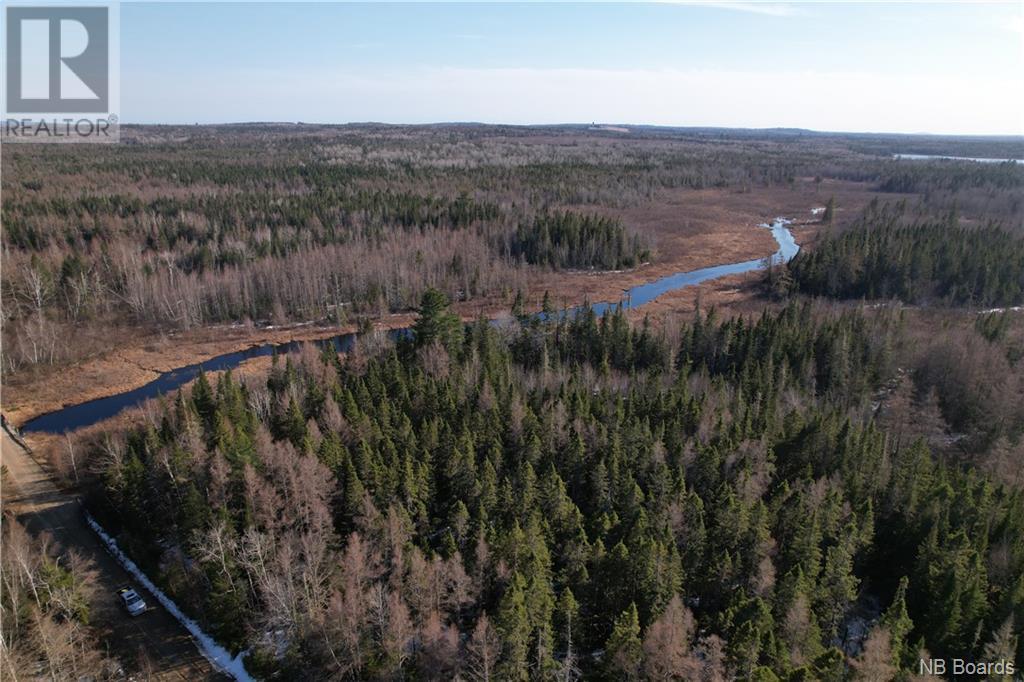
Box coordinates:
[120,1,1024,135]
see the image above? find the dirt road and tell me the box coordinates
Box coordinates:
[1,429,229,680]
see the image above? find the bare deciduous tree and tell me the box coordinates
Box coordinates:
[464,613,500,682]
[641,595,700,682]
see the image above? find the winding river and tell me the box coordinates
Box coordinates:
[23,220,799,435]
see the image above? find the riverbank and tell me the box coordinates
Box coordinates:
[4,181,881,432]
[3,251,771,432]
[1,318,410,428]
[8,226,793,437]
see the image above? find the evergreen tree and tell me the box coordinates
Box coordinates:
[604,603,643,681]
[880,576,915,671]
[822,197,836,225]
[413,288,463,354]
[496,573,532,681]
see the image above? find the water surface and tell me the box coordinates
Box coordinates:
[892,153,1023,164]
[23,220,797,435]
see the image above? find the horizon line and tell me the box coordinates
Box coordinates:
[117,120,1024,140]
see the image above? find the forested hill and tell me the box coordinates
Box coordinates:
[789,203,1024,307]
[80,294,1024,680]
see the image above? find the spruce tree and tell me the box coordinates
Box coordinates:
[413,288,463,354]
[604,602,643,681]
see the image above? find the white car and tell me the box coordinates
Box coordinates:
[117,587,147,616]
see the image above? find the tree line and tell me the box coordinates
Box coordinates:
[506,212,651,270]
[789,202,1024,307]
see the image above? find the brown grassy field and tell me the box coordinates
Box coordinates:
[2,179,886,428]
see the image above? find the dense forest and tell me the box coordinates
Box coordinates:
[6,125,1024,680]
[789,201,1024,307]
[509,212,651,270]
[71,292,1023,680]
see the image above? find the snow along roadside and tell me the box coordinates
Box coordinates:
[84,511,253,681]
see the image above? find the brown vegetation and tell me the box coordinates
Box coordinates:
[0,515,120,681]
[2,176,876,427]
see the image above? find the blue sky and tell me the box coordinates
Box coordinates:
[122,2,1024,134]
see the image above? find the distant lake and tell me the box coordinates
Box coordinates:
[893,153,1023,164]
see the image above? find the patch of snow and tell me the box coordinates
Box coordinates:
[85,512,253,681]
[811,207,826,215]
[978,306,1023,314]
